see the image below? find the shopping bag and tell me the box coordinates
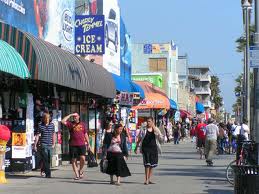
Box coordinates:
[87,150,98,167]
[100,158,108,173]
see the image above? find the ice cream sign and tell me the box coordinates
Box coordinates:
[75,15,105,54]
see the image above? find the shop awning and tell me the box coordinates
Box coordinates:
[169,99,178,110]
[196,102,205,114]
[112,74,145,98]
[0,22,115,98]
[0,40,30,79]
[132,81,170,110]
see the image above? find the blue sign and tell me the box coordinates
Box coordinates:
[144,44,152,54]
[75,15,105,54]
[250,46,259,68]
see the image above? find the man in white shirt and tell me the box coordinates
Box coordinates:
[240,119,250,141]
[205,118,219,166]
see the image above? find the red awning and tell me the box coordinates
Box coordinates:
[132,81,170,110]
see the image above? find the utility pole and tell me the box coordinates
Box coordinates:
[242,0,252,129]
[254,0,259,164]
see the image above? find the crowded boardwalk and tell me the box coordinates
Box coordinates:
[0,140,234,194]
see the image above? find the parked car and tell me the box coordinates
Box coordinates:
[105,9,118,52]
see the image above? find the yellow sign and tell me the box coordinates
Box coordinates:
[12,133,26,146]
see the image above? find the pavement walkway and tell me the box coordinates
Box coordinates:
[0,140,235,194]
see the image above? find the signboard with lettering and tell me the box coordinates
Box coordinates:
[75,15,105,55]
[120,92,133,106]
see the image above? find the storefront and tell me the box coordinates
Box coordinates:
[0,22,116,172]
[132,81,170,127]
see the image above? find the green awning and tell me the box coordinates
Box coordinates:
[0,40,30,79]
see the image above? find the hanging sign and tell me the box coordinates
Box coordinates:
[75,15,105,54]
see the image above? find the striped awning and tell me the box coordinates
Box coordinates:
[0,40,30,79]
[0,22,115,98]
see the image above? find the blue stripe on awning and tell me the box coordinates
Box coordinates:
[196,102,205,113]
[170,99,178,110]
[112,74,145,98]
[131,82,145,98]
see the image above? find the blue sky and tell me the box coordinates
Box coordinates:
[119,0,244,113]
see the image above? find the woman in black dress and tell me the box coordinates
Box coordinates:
[106,124,131,186]
[135,117,163,185]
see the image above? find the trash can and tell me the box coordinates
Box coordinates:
[232,165,259,194]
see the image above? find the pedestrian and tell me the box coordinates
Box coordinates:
[218,123,228,154]
[134,117,164,185]
[240,118,250,141]
[204,118,219,166]
[102,121,113,159]
[195,119,206,159]
[61,113,89,180]
[173,122,181,144]
[106,124,131,186]
[34,113,55,178]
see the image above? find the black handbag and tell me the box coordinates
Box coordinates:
[100,158,108,173]
[87,150,98,167]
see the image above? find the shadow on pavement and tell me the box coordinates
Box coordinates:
[156,167,225,178]
[204,188,233,194]
[61,179,143,185]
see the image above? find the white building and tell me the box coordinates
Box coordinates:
[188,66,211,112]
[131,41,179,102]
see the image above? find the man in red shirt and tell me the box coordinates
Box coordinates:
[62,113,89,180]
[195,119,207,159]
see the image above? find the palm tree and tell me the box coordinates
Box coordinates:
[211,76,223,111]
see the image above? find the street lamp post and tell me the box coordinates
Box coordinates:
[242,0,252,129]
[254,0,259,164]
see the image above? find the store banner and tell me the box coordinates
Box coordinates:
[119,92,133,106]
[75,15,105,54]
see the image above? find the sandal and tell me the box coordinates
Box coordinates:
[74,177,80,180]
[149,181,155,184]
[115,182,121,186]
[110,181,115,185]
[144,181,149,185]
[79,171,84,179]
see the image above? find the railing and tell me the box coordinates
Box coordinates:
[194,87,211,95]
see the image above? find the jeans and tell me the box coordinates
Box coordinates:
[205,139,217,162]
[41,145,53,177]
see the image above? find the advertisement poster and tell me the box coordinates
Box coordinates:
[103,0,120,75]
[0,0,75,53]
[75,15,105,54]
[120,18,132,80]
[12,146,26,159]
[12,133,26,146]
[75,0,104,65]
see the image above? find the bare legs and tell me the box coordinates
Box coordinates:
[110,175,121,185]
[71,159,79,178]
[144,167,154,184]
[72,155,86,179]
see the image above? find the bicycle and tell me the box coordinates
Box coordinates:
[226,140,256,185]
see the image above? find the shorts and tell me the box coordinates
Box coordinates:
[69,145,86,159]
[197,138,205,148]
